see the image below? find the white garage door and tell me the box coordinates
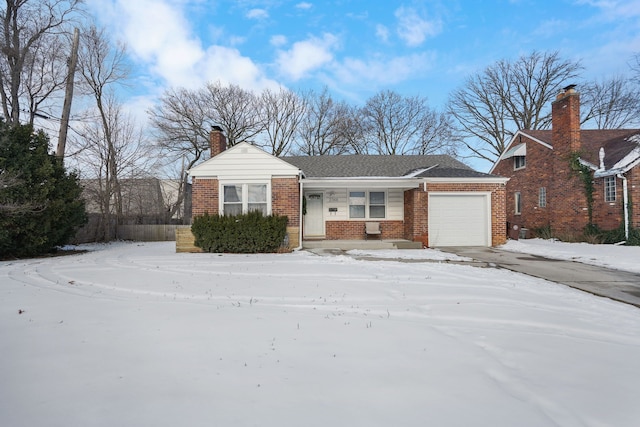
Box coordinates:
[428,193,490,247]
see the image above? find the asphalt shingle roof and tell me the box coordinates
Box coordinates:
[521,129,640,170]
[282,154,494,178]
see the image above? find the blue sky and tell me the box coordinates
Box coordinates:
[84,0,640,168]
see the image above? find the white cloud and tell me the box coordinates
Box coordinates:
[395,6,442,47]
[270,35,288,47]
[246,8,268,20]
[296,2,313,10]
[199,45,280,91]
[275,33,339,80]
[86,0,278,92]
[334,52,437,86]
[376,24,390,43]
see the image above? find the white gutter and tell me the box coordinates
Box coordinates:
[618,173,629,240]
[295,171,304,251]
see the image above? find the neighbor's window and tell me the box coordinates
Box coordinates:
[369,191,386,218]
[604,176,616,202]
[349,191,366,218]
[223,183,268,215]
[514,156,526,170]
[515,191,522,215]
[539,187,547,208]
[349,190,387,219]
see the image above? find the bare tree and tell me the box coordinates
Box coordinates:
[360,89,456,155]
[149,87,209,224]
[74,25,158,240]
[630,52,640,84]
[259,86,306,156]
[448,50,583,163]
[296,87,356,156]
[201,81,264,146]
[75,97,156,239]
[334,102,366,154]
[581,75,640,128]
[0,0,82,124]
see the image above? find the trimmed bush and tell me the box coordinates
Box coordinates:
[192,211,288,253]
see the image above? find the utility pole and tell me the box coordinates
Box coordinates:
[56,27,80,161]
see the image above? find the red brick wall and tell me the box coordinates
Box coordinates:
[494,89,632,236]
[552,90,581,156]
[493,136,555,232]
[325,220,404,240]
[209,129,227,157]
[592,176,624,230]
[271,177,300,227]
[425,182,507,246]
[404,187,429,245]
[191,178,219,218]
[630,168,640,229]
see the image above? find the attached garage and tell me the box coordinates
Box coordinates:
[428,193,491,247]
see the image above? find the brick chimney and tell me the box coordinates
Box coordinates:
[209,125,227,158]
[552,84,581,154]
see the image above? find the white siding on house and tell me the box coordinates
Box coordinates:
[189,142,300,179]
[318,187,403,221]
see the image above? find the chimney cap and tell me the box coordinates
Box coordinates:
[211,125,224,132]
[563,84,577,92]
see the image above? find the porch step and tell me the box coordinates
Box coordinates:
[302,239,421,251]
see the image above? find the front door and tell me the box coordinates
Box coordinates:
[304,193,324,237]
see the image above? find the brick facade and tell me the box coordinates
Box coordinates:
[423,182,507,246]
[191,177,219,217]
[271,178,300,227]
[493,87,639,237]
[325,220,404,240]
[403,188,429,245]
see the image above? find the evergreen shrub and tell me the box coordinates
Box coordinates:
[192,211,288,253]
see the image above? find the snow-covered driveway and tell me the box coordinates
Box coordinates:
[1,241,639,427]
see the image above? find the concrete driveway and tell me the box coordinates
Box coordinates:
[441,247,640,308]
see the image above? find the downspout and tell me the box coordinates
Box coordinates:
[617,174,629,240]
[296,172,304,250]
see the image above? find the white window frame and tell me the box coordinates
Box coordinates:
[539,187,546,208]
[515,191,522,215]
[604,176,616,202]
[220,182,270,216]
[349,190,387,220]
[514,156,526,170]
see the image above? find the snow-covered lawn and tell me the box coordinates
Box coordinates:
[501,238,640,274]
[2,241,640,427]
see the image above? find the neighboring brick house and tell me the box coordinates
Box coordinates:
[186,127,508,250]
[490,85,640,239]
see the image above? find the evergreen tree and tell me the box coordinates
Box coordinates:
[0,123,87,257]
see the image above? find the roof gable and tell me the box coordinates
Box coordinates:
[490,128,640,174]
[188,142,301,178]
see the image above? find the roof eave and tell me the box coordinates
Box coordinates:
[422,176,509,184]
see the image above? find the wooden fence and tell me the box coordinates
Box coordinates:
[115,224,184,242]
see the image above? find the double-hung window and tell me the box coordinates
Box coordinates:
[604,176,616,202]
[514,156,526,170]
[349,190,386,219]
[369,191,386,218]
[222,183,268,215]
[348,191,366,218]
